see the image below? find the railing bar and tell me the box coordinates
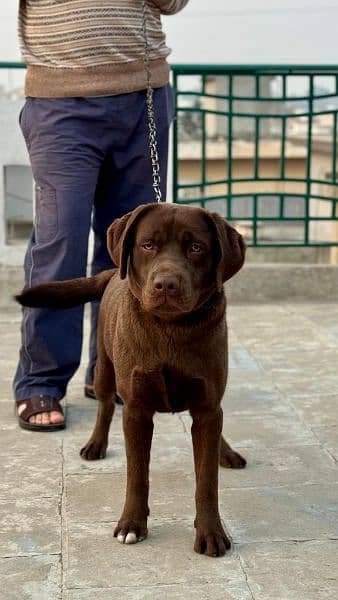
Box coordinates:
[279,195,285,219]
[172,70,179,203]
[254,117,260,179]
[0,62,26,68]
[173,204,338,221]
[282,74,287,100]
[178,107,335,119]
[171,64,338,75]
[178,177,338,189]
[202,73,206,95]
[201,109,206,209]
[280,117,287,180]
[254,243,338,247]
[199,73,207,207]
[253,195,258,246]
[248,242,338,247]
[177,90,338,102]
[333,112,337,184]
[227,75,233,219]
[255,74,260,98]
[304,75,314,245]
[176,192,336,203]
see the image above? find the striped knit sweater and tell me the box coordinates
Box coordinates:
[18,0,189,97]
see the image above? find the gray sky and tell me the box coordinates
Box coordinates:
[1,0,338,64]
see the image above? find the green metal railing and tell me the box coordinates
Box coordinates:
[1,62,338,247]
[171,65,338,246]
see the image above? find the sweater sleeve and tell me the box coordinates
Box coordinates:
[151,0,190,16]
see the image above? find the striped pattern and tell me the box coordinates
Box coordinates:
[18,0,188,68]
[18,0,188,97]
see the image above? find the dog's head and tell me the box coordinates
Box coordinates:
[107,203,245,318]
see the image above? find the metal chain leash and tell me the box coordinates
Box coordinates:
[141,0,163,203]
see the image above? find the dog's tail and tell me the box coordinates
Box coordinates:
[15,269,116,309]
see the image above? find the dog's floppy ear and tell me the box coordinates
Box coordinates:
[107,203,157,279]
[206,211,246,292]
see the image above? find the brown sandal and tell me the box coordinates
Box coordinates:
[16,395,66,431]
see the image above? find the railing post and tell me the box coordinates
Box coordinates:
[0,166,5,250]
[330,113,338,263]
[171,68,178,204]
[330,198,338,264]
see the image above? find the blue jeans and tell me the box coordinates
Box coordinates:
[14,85,173,402]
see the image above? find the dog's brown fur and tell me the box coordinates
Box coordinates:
[16,202,246,557]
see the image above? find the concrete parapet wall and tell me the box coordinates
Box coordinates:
[2,263,338,306]
[227,264,338,302]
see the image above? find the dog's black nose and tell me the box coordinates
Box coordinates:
[153,275,180,296]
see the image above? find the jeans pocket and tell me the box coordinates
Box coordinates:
[19,98,32,140]
[35,184,58,243]
[19,101,27,139]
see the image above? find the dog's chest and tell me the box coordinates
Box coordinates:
[130,365,208,413]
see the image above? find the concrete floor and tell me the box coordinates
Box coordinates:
[1,293,338,599]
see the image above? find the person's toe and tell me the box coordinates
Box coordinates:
[29,414,36,424]
[41,412,50,425]
[18,403,26,416]
[35,413,43,425]
[50,410,64,424]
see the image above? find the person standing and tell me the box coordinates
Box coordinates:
[14,0,189,430]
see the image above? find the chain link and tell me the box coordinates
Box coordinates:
[141,0,163,203]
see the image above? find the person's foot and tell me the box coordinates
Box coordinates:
[16,395,65,430]
[18,402,64,425]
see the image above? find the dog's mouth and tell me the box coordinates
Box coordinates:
[142,293,195,316]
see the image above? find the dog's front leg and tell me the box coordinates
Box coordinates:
[191,407,231,557]
[114,405,154,545]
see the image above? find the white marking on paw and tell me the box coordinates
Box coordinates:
[125,532,137,544]
[117,533,125,544]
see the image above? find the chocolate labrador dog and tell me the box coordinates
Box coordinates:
[16,202,246,557]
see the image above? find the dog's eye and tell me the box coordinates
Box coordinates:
[142,241,154,251]
[190,243,202,253]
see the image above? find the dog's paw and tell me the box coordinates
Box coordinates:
[194,523,231,557]
[114,519,148,545]
[220,449,246,469]
[80,439,107,460]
